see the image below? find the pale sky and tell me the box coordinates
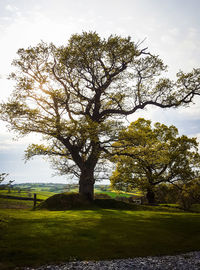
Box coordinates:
[0,0,200,183]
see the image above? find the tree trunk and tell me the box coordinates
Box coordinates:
[146,188,156,204]
[79,169,95,201]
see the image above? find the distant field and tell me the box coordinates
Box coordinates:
[0,185,141,201]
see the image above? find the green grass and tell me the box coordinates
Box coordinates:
[0,190,199,269]
[0,206,200,270]
[0,198,33,209]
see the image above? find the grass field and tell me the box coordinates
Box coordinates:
[0,195,200,270]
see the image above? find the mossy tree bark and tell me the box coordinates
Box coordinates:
[79,169,95,201]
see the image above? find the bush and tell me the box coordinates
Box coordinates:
[37,192,91,210]
[115,196,129,203]
[94,199,136,210]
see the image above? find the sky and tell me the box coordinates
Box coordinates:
[0,0,200,184]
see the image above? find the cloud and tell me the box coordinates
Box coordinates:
[0,78,14,100]
[0,126,42,152]
[127,99,200,138]
[191,132,200,141]
[0,132,26,152]
[0,149,66,183]
[0,131,66,183]
[177,98,200,120]
[5,4,18,12]
[159,26,200,72]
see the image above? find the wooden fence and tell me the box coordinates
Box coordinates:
[0,193,44,208]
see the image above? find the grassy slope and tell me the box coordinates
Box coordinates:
[0,207,200,269]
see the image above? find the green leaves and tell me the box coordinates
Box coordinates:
[111,118,200,195]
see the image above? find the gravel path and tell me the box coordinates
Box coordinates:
[23,251,200,270]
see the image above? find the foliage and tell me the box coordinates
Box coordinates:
[110,118,200,203]
[155,183,181,204]
[1,31,200,199]
[178,178,200,210]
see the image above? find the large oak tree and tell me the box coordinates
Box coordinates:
[1,32,200,200]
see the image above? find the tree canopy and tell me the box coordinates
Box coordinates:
[0,31,200,200]
[110,118,200,203]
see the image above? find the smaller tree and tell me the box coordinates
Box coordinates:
[7,180,15,193]
[110,118,200,204]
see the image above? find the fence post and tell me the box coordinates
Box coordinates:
[33,193,37,208]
